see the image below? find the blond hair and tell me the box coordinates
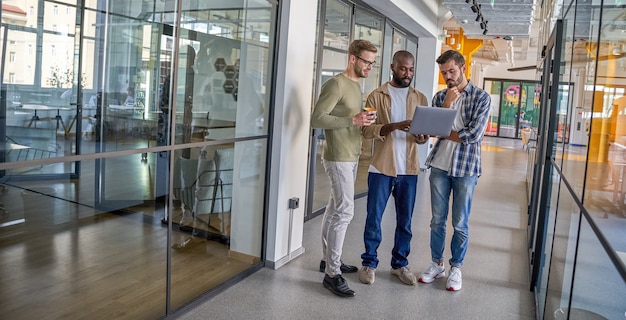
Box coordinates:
[348,39,377,57]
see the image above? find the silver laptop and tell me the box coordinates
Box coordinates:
[408,106,457,136]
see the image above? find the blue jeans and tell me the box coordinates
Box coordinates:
[429,167,478,268]
[361,173,417,269]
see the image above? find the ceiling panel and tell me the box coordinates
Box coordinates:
[442,0,536,38]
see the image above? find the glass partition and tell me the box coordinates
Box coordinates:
[353,7,383,97]
[310,0,406,215]
[484,79,501,136]
[567,217,626,319]
[533,1,626,318]
[542,175,579,319]
[0,1,275,317]
[484,79,542,140]
[310,0,352,214]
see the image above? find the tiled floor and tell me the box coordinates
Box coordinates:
[175,137,536,320]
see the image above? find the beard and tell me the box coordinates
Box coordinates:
[355,65,369,78]
[392,71,412,88]
[446,74,464,88]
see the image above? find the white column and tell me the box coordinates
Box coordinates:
[265,0,318,268]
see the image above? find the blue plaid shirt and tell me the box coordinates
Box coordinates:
[425,81,491,177]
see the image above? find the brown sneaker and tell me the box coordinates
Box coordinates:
[359,266,376,284]
[391,266,417,285]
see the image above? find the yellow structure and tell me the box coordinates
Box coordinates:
[439,28,482,87]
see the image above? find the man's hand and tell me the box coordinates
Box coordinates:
[353,111,375,126]
[444,130,462,143]
[413,134,430,144]
[443,87,461,108]
[380,120,412,136]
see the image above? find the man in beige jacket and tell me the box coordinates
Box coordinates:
[358,50,429,286]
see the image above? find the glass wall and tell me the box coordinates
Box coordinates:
[308,0,418,217]
[483,78,541,139]
[530,1,626,319]
[0,0,275,318]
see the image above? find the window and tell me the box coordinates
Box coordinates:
[28,44,33,56]
[53,5,58,15]
[51,45,56,56]
[9,52,15,63]
[9,73,15,83]
[9,40,16,45]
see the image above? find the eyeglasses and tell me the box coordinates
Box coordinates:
[355,55,376,67]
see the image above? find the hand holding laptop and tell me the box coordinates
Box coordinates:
[414,134,430,144]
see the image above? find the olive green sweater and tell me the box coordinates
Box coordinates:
[311,74,363,162]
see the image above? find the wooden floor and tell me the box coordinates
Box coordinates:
[0,157,252,320]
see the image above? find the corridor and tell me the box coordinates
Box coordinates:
[176,137,535,320]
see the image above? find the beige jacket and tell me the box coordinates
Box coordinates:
[361,82,429,177]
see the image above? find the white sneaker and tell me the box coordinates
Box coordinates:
[446,267,462,291]
[418,262,446,284]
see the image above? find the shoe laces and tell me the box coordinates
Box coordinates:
[428,262,442,273]
[449,267,461,281]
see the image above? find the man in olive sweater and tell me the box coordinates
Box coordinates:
[310,39,377,297]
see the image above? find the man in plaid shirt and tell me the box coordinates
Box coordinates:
[417,50,491,291]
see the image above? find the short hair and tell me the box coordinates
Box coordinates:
[392,50,414,64]
[436,49,465,66]
[348,39,377,57]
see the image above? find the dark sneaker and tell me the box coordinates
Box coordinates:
[319,260,359,273]
[323,274,356,297]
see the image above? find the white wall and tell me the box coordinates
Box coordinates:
[265,0,318,268]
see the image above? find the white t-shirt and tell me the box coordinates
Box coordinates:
[369,84,409,175]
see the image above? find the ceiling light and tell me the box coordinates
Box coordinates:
[483,29,488,35]
[471,5,479,13]
[465,0,471,3]
[456,43,462,50]
[475,14,482,22]
[450,37,456,45]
